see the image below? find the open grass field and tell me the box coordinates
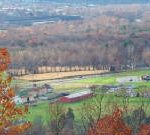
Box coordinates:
[115,69,150,76]
[53,69,150,92]
[26,101,83,125]
[15,70,109,81]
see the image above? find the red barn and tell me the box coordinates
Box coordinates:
[59,90,93,103]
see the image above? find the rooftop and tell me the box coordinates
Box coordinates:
[65,89,92,99]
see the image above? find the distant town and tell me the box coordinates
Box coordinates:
[0,2,83,29]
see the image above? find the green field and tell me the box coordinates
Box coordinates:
[54,69,150,91]
[14,69,150,123]
[26,94,150,125]
[12,69,150,92]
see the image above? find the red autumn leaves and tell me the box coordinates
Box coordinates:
[0,48,31,135]
[88,108,150,135]
[88,109,132,135]
[0,48,10,72]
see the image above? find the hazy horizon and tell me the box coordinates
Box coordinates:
[0,0,150,5]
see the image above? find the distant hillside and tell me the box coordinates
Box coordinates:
[39,0,150,5]
[0,0,150,5]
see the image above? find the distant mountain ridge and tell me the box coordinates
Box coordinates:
[0,0,150,5]
[39,0,150,4]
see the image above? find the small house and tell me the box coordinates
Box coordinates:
[126,89,137,97]
[38,87,47,96]
[21,96,35,104]
[44,84,53,93]
[21,96,28,104]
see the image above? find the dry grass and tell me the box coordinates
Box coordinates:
[16,70,109,81]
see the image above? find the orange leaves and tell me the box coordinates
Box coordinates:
[0,48,10,72]
[88,108,150,135]
[6,76,12,85]
[7,88,15,98]
[0,48,8,56]
[0,48,31,135]
[4,101,15,110]
[88,108,132,135]
[24,105,29,113]
[6,122,31,135]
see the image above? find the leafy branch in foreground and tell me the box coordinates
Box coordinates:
[0,48,31,135]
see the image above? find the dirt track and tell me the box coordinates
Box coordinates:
[16,70,109,81]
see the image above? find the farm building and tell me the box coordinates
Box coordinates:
[142,75,150,81]
[21,96,35,104]
[18,83,53,104]
[142,91,150,98]
[13,96,23,105]
[28,83,53,97]
[59,89,93,103]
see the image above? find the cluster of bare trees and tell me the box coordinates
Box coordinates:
[7,36,149,71]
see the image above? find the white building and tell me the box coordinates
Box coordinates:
[13,96,23,105]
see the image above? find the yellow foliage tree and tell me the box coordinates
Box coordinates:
[0,48,31,135]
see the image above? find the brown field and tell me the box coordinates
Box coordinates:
[16,70,109,81]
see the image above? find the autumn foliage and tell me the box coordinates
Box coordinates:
[0,48,10,72]
[138,125,150,135]
[0,48,31,135]
[88,108,132,135]
[88,107,150,135]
